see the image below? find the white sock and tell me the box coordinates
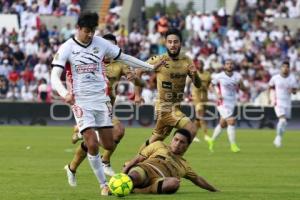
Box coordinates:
[227,125,236,144]
[276,118,287,137]
[211,124,223,141]
[87,153,107,188]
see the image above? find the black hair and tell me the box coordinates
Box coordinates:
[165,28,182,42]
[282,61,290,67]
[77,12,99,29]
[103,33,117,44]
[174,129,192,144]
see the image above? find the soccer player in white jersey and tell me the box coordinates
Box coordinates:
[268,61,298,148]
[51,12,160,195]
[207,59,247,153]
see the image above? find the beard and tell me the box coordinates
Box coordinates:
[167,47,181,58]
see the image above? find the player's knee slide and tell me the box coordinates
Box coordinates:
[81,142,88,152]
[162,179,180,194]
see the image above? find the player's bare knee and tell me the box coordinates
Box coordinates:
[162,178,180,194]
[114,124,125,141]
[128,170,143,187]
[102,141,114,151]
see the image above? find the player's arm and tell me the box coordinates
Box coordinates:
[188,175,219,192]
[188,64,201,88]
[184,166,218,192]
[239,79,248,92]
[268,77,275,105]
[122,154,146,174]
[211,76,222,102]
[51,44,74,104]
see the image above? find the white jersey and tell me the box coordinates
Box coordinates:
[269,74,297,107]
[52,36,121,108]
[212,71,242,106]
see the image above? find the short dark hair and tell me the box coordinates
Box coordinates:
[77,12,99,29]
[174,129,192,144]
[282,61,290,67]
[103,33,117,44]
[165,28,182,42]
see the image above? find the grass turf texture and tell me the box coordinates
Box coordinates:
[0,126,299,200]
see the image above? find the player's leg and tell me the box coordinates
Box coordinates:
[102,118,125,176]
[273,106,288,147]
[71,125,83,144]
[139,113,172,152]
[75,105,112,195]
[194,103,210,141]
[207,118,226,152]
[133,177,180,194]
[226,117,240,152]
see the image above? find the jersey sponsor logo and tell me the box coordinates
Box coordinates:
[75,63,99,74]
[162,81,172,89]
[170,73,186,79]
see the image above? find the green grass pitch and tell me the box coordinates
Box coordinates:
[0,126,299,200]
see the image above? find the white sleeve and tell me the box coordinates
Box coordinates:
[117,53,154,71]
[51,42,70,68]
[51,67,68,98]
[211,74,219,85]
[98,37,122,60]
[269,77,275,87]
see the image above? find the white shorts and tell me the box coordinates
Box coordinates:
[217,104,235,119]
[72,102,113,133]
[274,106,291,119]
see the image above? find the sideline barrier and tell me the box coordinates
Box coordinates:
[0,102,299,129]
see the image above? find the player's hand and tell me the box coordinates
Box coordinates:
[65,92,75,105]
[135,68,144,78]
[188,64,197,75]
[153,59,166,70]
[126,72,135,82]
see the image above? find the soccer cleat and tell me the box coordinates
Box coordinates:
[230,143,241,153]
[207,138,214,152]
[71,126,83,144]
[64,165,77,187]
[204,135,211,142]
[101,185,111,196]
[273,136,282,148]
[193,136,200,143]
[103,163,115,176]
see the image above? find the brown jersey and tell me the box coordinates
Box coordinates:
[191,70,211,102]
[105,60,130,105]
[147,53,194,111]
[138,141,198,180]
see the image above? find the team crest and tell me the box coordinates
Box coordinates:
[93,47,99,54]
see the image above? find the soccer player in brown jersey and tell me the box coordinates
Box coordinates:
[123,129,218,194]
[190,59,212,142]
[64,34,144,186]
[135,28,201,150]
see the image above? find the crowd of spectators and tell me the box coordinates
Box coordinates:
[0,0,300,105]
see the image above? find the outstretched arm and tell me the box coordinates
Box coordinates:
[117,53,154,71]
[51,67,74,104]
[123,154,146,174]
[189,175,218,192]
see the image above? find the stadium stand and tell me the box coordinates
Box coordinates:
[0,0,299,104]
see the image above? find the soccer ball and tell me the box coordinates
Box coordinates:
[108,173,133,197]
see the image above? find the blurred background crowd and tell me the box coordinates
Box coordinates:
[0,0,299,105]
